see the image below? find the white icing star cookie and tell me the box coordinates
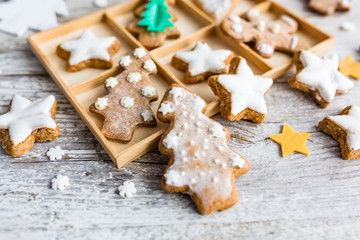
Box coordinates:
[194,0,233,21]
[289,50,354,108]
[172,41,233,83]
[0,95,58,157]
[319,105,360,160]
[57,30,120,71]
[208,57,273,123]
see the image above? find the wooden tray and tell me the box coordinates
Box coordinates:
[27,0,333,168]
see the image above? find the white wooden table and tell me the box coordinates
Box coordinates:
[1,0,360,239]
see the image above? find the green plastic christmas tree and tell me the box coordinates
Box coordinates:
[138,0,174,32]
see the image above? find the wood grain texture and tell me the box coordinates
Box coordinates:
[1,0,360,239]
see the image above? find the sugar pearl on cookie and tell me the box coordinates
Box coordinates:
[133,48,146,58]
[229,15,241,23]
[120,55,132,67]
[158,102,173,115]
[141,109,154,122]
[120,97,134,108]
[143,60,156,72]
[141,86,156,97]
[126,72,142,84]
[270,23,280,34]
[105,77,118,88]
[95,97,108,110]
[231,24,243,33]
[257,20,266,32]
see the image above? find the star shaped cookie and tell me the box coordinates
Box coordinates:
[288,50,354,108]
[319,105,360,160]
[269,123,311,157]
[171,41,234,84]
[309,0,350,15]
[56,30,121,71]
[0,95,59,157]
[89,48,158,143]
[208,56,273,123]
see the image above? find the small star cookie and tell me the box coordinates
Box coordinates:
[339,55,360,80]
[319,105,360,160]
[157,85,250,215]
[0,95,59,157]
[288,50,354,108]
[89,48,158,143]
[309,0,350,15]
[269,123,311,157]
[56,30,121,71]
[222,12,307,58]
[171,41,234,84]
[208,56,273,123]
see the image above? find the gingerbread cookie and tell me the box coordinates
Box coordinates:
[89,48,158,143]
[193,0,234,21]
[157,85,251,215]
[208,56,273,123]
[288,50,354,108]
[222,12,307,58]
[134,0,178,22]
[56,30,120,72]
[171,41,234,84]
[127,0,180,49]
[309,0,350,15]
[0,95,59,157]
[319,105,360,160]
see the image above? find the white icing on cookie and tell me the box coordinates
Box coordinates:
[141,86,156,97]
[51,175,70,191]
[60,30,116,65]
[47,146,65,160]
[257,43,274,56]
[196,0,232,20]
[271,23,280,34]
[105,77,118,88]
[120,55,132,67]
[174,41,232,76]
[158,102,173,115]
[232,24,243,33]
[257,20,266,32]
[120,97,134,108]
[143,60,156,72]
[126,72,142,84]
[0,95,56,146]
[118,181,136,198]
[95,97,108,110]
[328,105,360,150]
[280,15,295,26]
[297,50,354,103]
[141,109,154,122]
[230,154,245,168]
[217,58,273,115]
[340,0,350,7]
[160,87,247,203]
[290,36,298,50]
[229,15,241,23]
[246,9,260,18]
[133,48,147,58]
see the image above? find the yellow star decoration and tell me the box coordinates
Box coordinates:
[269,123,311,157]
[339,55,360,80]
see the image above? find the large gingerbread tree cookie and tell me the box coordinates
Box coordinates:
[157,85,251,215]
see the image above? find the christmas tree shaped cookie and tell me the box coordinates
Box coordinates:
[0,95,59,157]
[157,85,251,215]
[89,48,159,143]
[222,12,307,58]
[127,0,180,49]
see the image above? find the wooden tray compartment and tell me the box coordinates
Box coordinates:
[221,0,334,79]
[27,0,333,168]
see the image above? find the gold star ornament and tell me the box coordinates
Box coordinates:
[269,123,311,157]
